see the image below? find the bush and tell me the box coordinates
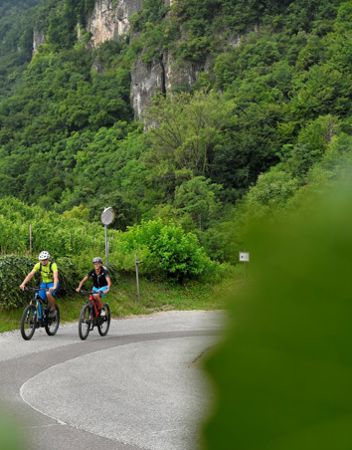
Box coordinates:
[55,256,78,294]
[121,220,215,281]
[0,255,34,310]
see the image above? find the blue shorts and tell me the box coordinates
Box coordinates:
[92,286,108,298]
[39,282,59,301]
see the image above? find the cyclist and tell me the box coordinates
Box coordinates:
[75,257,111,313]
[19,251,59,317]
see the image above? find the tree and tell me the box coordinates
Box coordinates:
[174,176,222,230]
[146,90,235,176]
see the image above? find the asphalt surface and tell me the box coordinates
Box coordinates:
[0,311,223,450]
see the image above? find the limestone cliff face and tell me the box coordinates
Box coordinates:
[131,51,205,120]
[32,30,45,54]
[131,58,165,120]
[87,0,142,47]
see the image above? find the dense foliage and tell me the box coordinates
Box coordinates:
[0,0,37,95]
[0,255,33,309]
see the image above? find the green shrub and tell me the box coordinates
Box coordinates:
[55,256,78,294]
[122,220,215,281]
[0,255,34,310]
[245,167,300,217]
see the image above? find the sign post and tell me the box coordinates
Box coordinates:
[239,251,250,279]
[101,207,115,268]
[135,256,140,301]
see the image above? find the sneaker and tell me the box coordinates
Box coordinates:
[100,309,106,317]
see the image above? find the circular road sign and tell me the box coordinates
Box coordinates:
[101,207,115,226]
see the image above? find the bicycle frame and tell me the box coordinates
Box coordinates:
[78,289,111,340]
[20,287,60,340]
[80,290,102,319]
[27,288,49,325]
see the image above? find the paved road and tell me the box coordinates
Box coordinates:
[0,311,223,450]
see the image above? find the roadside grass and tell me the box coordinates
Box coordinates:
[0,308,23,334]
[0,270,242,333]
[60,273,235,322]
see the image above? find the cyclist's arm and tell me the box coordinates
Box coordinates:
[51,270,59,291]
[19,269,36,290]
[103,275,112,294]
[76,275,89,292]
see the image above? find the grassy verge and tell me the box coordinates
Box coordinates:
[0,271,241,333]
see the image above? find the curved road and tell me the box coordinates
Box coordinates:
[0,311,223,450]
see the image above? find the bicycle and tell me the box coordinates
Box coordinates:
[77,290,111,340]
[20,287,60,341]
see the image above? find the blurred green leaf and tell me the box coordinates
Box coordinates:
[203,179,352,450]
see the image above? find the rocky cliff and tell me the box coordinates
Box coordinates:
[131,52,205,119]
[32,30,45,54]
[87,0,142,47]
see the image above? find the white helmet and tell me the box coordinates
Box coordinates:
[38,251,51,261]
[92,257,103,264]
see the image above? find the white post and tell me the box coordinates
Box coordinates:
[104,224,109,268]
[29,224,32,254]
[135,256,140,301]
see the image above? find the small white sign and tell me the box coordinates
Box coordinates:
[239,252,250,262]
[101,207,115,226]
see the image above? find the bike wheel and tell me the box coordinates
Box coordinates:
[98,303,111,337]
[20,305,37,340]
[78,304,91,340]
[45,305,60,336]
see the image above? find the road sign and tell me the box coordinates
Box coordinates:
[101,207,115,226]
[239,252,250,262]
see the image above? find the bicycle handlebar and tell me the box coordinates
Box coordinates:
[22,287,49,292]
[76,289,94,295]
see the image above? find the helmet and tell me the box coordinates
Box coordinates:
[38,250,51,261]
[92,257,103,264]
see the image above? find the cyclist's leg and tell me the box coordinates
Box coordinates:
[39,283,47,301]
[46,282,59,311]
[96,286,108,299]
[92,287,105,310]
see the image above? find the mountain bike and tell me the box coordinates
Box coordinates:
[20,287,60,340]
[77,290,111,340]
